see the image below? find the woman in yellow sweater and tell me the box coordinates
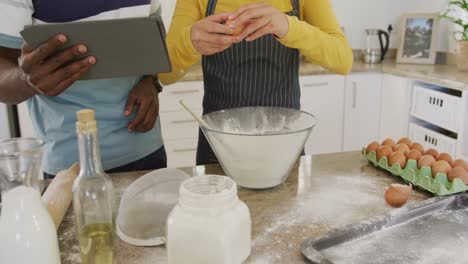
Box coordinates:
[159,0,353,165]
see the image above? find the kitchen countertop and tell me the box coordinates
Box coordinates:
[180,60,468,92]
[58,151,430,264]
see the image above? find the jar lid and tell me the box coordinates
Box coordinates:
[116,168,190,246]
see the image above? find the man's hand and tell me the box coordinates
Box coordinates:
[124,76,159,133]
[190,13,239,55]
[19,34,96,96]
[228,3,289,42]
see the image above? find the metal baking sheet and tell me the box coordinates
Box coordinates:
[301,194,468,264]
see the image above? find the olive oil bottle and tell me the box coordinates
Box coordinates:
[73,109,116,264]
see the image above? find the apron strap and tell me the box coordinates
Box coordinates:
[206,0,218,17]
[292,0,300,12]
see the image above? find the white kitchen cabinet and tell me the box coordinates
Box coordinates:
[411,83,463,133]
[379,74,411,141]
[300,75,345,154]
[159,81,204,113]
[17,102,35,138]
[160,111,201,141]
[164,138,198,168]
[0,103,12,141]
[159,81,204,168]
[409,122,458,157]
[343,73,382,151]
[458,91,468,160]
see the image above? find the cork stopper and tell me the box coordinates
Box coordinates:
[77,109,95,123]
[76,109,97,133]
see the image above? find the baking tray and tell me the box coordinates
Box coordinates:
[301,194,468,264]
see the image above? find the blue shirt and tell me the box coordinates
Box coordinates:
[0,0,163,174]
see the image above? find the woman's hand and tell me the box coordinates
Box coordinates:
[228,3,289,42]
[124,76,160,133]
[190,13,239,55]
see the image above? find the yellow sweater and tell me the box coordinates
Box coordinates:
[159,0,353,85]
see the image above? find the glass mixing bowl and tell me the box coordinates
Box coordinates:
[201,107,317,189]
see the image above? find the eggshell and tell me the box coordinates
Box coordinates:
[410,142,424,153]
[397,137,412,146]
[377,145,393,161]
[406,150,422,161]
[393,143,410,154]
[448,167,468,184]
[225,19,248,36]
[423,148,439,159]
[381,138,396,148]
[436,153,453,165]
[418,155,436,169]
[366,141,381,154]
[452,159,468,171]
[384,183,412,208]
[389,152,407,169]
[432,160,452,178]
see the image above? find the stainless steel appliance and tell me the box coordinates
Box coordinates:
[363,29,390,64]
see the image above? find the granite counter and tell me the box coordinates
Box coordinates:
[58,152,430,263]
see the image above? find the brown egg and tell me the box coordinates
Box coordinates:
[381,138,396,148]
[418,155,436,169]
[377,145,393,161]
[397,137,412,146]
[225,19,248,36]
[384,183,412,208]
[436,153,454,165]
[448,167,468,184]
[432,160,452,178]
[424,148,440,159]
[389,152,407,169]
[452,159,468,171]
[410,142,424,153]
[366,141,381,154]
[393,143,410,154]
[406,150,422,161]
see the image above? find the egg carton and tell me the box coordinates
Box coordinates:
[362,148,468,196]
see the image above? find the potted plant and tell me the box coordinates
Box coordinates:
[440,0,468,71]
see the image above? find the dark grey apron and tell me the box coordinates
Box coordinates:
[197,0,301,165]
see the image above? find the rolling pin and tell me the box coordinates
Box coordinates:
[42,163,80,230]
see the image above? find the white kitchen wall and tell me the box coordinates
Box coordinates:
[330,0,452,51]
[160,0,455,51]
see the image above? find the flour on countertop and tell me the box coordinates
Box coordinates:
[250,174,391,263]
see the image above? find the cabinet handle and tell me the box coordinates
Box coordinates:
[173,148,197,153]
[352,82,357,109]
[172,120,198,124]
[170,89,200,95]
[303,82,328,88]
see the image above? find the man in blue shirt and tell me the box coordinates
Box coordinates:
[0,0,166,177]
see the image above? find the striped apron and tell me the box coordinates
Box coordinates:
[197,0,301,165]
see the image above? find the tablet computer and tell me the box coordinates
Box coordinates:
[20,16,171,80]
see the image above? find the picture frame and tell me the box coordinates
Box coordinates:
[397,13,440,64]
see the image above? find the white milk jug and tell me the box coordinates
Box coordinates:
[0,138,61,264]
